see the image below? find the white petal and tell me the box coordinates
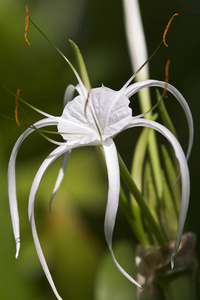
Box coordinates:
[58,93,99,143]
[63,84,76,107]
[125,79,194,160]
[90,86,132,132]
[124,118,190,265]
[49,151,71,211]
[28,145,69,300]
[58,85,133,144]
[8,118,58,258]
[102,138,141,287]
[28,143,82,300]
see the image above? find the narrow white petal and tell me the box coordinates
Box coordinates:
[28,143,82,300]
[49,151,71,211]
[28,145,69,300]
[102,138,141,287]
[125,79,194,160]
[8,119,58,258]
[124,118,190,265]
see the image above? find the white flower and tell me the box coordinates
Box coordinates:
[8,72,193,300]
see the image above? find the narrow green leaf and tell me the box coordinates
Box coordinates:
[161,145,181,214]
[131,126,151,235]
[120,188,150,247]
[69,40,91,89]
[130,114,159,236]
[118,153,166,245]
[156,89,181,175]
[160,171,178,240]
[148,129,163,201]
[131,127,150,190]
[156,89,178,139]
[143,161,161,245]
[143,161,159,223]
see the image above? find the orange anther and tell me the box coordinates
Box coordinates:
[163,13,178,47]
[15,89,20,126]
[25,5,30,45]
[164,59,170,98]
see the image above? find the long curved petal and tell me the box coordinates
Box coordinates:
[102,138,141,287]
[49,151,71,211]
[125,79,194,161]
[8,119,58,258]
[48,84,76,211]
[28,143,81,300]
[123,118,190,267]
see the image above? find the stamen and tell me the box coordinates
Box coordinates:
[15,89,20,126]
[163,13,178,47]
[84,90,91,121]
[164,59,170,98]
[25,5,30,45]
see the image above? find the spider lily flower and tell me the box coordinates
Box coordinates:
[8,67,193,299]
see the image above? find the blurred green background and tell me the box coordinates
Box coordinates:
[1,0,200,299]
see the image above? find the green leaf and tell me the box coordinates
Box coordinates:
[120,188,150,247]
[161,145,181,214]
[69,40,91,89]
[143,161,159,224]
[160,171,178,240]
[118,154,166,245]
[156,89,178,139]
[131,126,151,236]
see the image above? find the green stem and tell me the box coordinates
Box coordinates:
[118,153,166,245]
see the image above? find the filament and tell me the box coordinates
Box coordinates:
[164,59,170,98]
[84,90,91,121]
[15,89,20,126]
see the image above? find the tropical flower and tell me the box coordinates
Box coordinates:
[8,63,193,299]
